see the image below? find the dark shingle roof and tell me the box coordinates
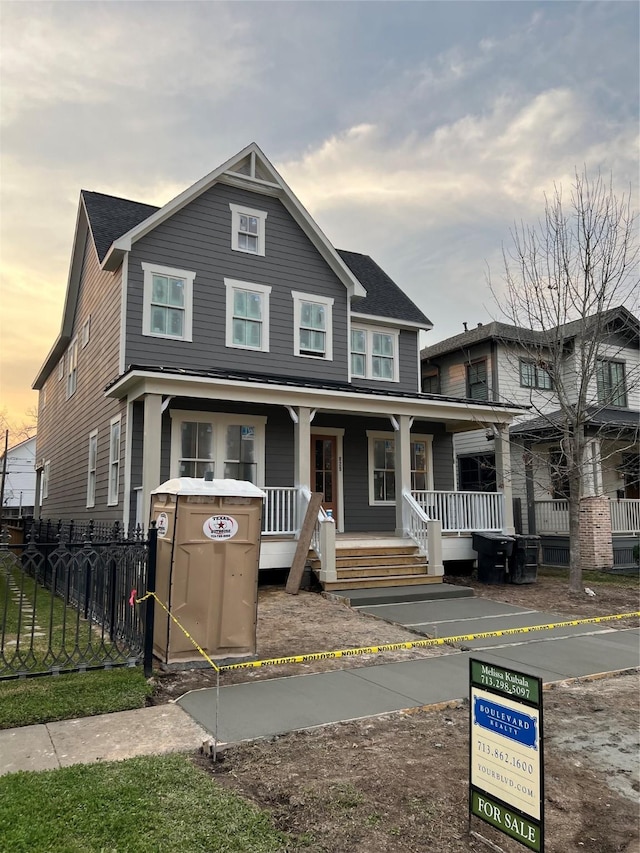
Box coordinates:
[510,406,640,437]
[82,191,159,262]
[421,307,639,361]
[80,192,431,327]
[338,250,431,326]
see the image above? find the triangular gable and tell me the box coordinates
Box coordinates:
[101,142,367,298]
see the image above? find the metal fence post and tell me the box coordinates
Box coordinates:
[143,523,157,678]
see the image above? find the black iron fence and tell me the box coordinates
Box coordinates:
[0,519,157,680]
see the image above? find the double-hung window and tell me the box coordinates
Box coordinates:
[171,411,266,485]
[86,430,98,508]
[520,360,552,390]
[351,326,398,382]
[225,279,271,351]
[597,359,627,407]
[367,431,433,505]
[292,292,333,360]
[66,338,78,399]
[466,360,488,400]
[108,417,121,506]
[229,204,267,256]
[41,460,50,502]
[142,263,195,341]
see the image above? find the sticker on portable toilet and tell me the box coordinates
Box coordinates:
[156,512,169,538]
[203,515,239,540]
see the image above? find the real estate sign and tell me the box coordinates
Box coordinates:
[470,659,544,852]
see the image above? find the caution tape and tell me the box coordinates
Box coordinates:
[132,590,639,675]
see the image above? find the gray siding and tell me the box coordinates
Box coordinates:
[425,341,494,399]
[125,182,419,391]
[37,225,126,521]
[126,183,349,383]
[351,328,420,394]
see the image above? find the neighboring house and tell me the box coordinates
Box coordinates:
[33,143,523,588]
[0,435,36,518]
[420,308,640,569]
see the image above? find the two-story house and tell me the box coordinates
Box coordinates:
[421,307,640,570]
[0,436,36,518]
[32,143,523,589]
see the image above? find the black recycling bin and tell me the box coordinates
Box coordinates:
[508,534,540,584]
[472,532,515,584]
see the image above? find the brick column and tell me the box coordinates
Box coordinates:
[578,496,614,571]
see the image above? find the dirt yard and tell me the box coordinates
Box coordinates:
[152,570,639,852]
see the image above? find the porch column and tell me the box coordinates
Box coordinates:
[495,424,515,535]
[394,415,412,536]
[142,393,163,527]
[293,407,311,491]
[583,439,603,497]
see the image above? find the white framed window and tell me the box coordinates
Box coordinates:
[66,338,78,398]
[82,316,91,348]
[108,416,121,506]
[351,326,399,382]
[41,460,50,501]
[366,431,433,505]
[224,279,271,351]
[292,291,333,360]
[86,430,98,508]
[141,262,195,341]
[170,410,267,486]
[58,356,65,381]
[229,204,267,256]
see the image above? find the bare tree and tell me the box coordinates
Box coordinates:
[489,169,639,593]
[0,407,38,448]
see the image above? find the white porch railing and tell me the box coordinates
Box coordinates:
[262,487,299,535]
[403,491,429,556]
[610,499,640,534]
[301,487,337,584]
[412,490,505,533]
[534,500,569,534]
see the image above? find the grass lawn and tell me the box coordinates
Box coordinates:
[0,753,296,852]
[0,667,152,730]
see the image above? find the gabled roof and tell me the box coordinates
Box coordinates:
[82,191,159,263]
[338,250,431,327]
[421,306,639,361]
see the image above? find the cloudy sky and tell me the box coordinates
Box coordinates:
[1,0,638,431]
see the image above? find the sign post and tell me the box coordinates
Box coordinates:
[469,659,544,852]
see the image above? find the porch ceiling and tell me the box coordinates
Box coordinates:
[106,366,524,427]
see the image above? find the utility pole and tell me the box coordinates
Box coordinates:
[0,429,8,517]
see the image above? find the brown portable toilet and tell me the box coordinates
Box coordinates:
[150,477,265,666]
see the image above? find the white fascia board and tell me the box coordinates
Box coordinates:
[33,198,89,389]
[106,369,524,425]
[351,312,431,332]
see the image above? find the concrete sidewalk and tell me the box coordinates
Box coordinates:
[0,703,208,777]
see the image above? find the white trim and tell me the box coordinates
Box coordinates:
[107,369,525,423]
[41,460,50,501]
[66,338,78,399]
[86,429,98,508]
[81,315,91,348]
[108,415,122,506]
[122,400,133,531]
[169,410,267,486]
[141,262,194,342]
[229,203,267,257]
[351,311,431,331]
[119,254,128,375]
[291,291,334,361]
[224,278,271,352]
[310,427,345,532]
[366,430,434,505]
[350,324,399,382]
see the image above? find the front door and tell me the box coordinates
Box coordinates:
[311,435,337,520]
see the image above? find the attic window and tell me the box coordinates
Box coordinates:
[229,204,267,256]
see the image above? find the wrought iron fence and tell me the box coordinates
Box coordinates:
[0,519,156,680]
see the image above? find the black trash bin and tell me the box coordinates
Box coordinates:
[509,535,540,584]
[472,532,515,584]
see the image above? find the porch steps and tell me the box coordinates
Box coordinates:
[326,583,475,607]
[311,537,439,593]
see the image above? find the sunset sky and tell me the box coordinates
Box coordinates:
[1,1,638,436]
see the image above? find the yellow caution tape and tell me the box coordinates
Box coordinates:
[134,590,639,675]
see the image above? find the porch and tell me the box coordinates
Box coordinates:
[534,498,640,570]
[262,487,506,588]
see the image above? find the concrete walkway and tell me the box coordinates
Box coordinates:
[1,597,638,776]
